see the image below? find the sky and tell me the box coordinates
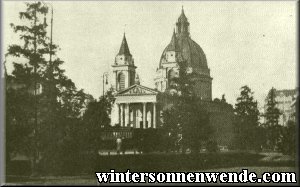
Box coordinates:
[2,1,297,107]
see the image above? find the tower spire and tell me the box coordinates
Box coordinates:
[118,33,131,56]
[166,29,178,52]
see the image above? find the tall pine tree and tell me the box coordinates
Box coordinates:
[6,2,93,175]
[234,85,261,150]
[162,60,211,154]
[6,2,50,175]
[264,87,281,151]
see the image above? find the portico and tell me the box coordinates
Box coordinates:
[115,84,159,129]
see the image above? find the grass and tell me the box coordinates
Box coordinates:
[5,152,298,185]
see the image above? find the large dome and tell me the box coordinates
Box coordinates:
[155,8,212,101]
[159,34,208,70]
[159,8,209,74]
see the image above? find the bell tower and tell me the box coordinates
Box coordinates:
[112,33,136,91]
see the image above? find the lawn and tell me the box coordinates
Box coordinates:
[5,152,297,185]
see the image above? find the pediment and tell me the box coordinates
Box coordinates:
[117,84,158,96]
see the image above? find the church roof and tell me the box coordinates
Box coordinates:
[118,33,131,56]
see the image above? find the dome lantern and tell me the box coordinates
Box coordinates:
[176,6,190,36]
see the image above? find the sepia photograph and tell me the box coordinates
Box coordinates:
[1,0,298,185]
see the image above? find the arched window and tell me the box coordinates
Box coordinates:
[118,72,125,91]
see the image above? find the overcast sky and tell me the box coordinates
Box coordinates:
[3,1,297,107]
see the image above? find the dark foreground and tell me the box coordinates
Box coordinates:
[5,152,298,185]
[5,167,297,185]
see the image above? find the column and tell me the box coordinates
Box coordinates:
[153,103,156,128]
[143,103,146,129]
[120,104,124,127]
[125,71,129,88]
[133,105,136,128]
[117,103,121,125]
[136,108,139,128]
[125,103,130,127]
[115,71,118,91]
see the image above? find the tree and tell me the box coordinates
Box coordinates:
[180,98,211,154]
[277,120,296,156]
[6,2,51,175]
[234,85,261,151]
[82,88,115,154]
[264,87,281,126]
[162,60,211,154]
[264,87,282,151]
[277,96,297,156]
[5,76,35,164]
[6,2,92,175]
[161,102,181,152]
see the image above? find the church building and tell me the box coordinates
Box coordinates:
[109,8,235,148]
[110,33,159,129]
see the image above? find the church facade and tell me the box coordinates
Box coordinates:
[109,8,235,147]
[110,33,159,129]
